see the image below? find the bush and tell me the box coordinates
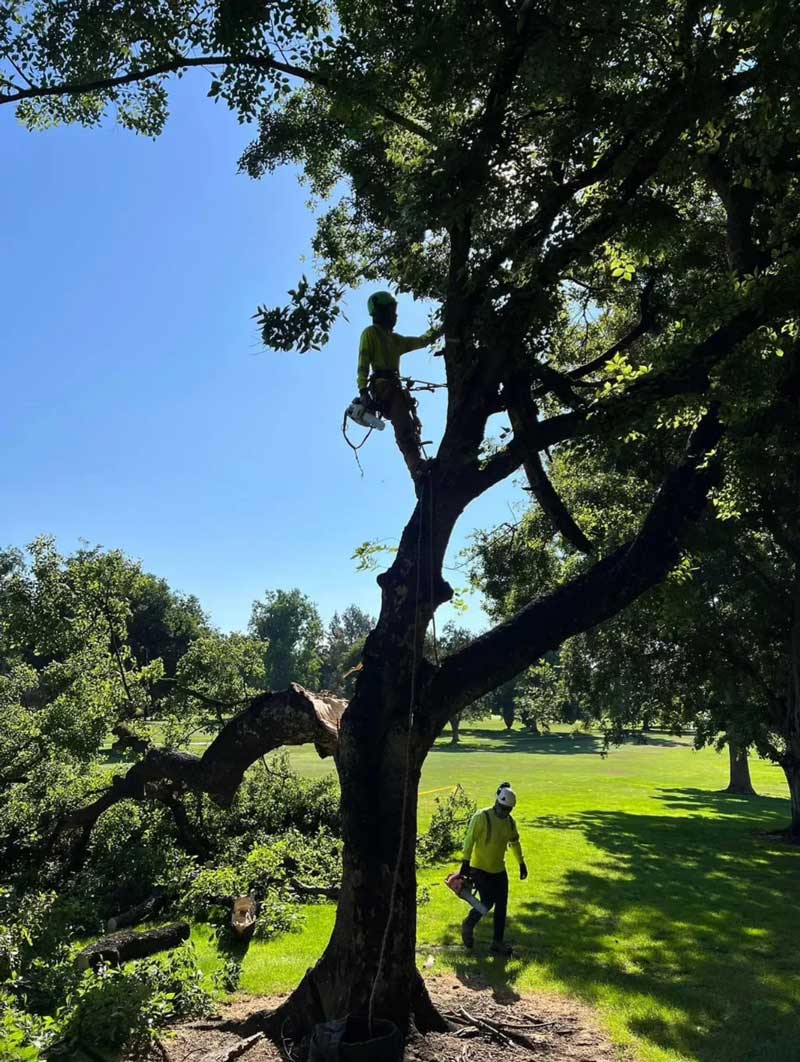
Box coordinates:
[417,786,476,865]
[59,945,214,1056]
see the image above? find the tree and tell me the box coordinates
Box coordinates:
[249,588,324,690]
[435,622,496,743]
[0,539,164,874]
[4,0,800,1038]
[473,346,800,820]
[319,605,374,695]
[127,574,208,680]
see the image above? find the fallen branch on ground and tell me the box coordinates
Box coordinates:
[199,1032,265,1062]
[74,922,189,970]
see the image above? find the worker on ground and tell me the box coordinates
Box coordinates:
[357,291,439,480]
[458,782,527,955]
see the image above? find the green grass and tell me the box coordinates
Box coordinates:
[193,726,798,1062]
[190,720,800,1062]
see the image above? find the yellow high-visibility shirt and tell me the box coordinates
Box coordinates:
[462,807,524,874]
[356,325,433,390]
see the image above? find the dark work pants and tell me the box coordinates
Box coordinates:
[370,375,424,477]
[465,869,509,941]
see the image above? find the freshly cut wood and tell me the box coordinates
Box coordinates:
[74,921,189,970]
[231,895,257,941]
[106,888,167,932]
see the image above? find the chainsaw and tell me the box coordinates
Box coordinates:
[345,395,385,431]
[445,873,488,916]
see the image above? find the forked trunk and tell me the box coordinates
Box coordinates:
[725,739,755,795]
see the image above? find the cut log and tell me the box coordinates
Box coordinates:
[106,888,168,932]
[74,922,189,970]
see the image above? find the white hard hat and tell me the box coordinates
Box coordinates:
[496,783,517,808]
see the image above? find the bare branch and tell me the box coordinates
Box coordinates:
[505,374,593,552]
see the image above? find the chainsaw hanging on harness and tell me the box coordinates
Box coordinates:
[345,394,385,432]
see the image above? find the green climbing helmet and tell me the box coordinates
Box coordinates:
[367,290,397,316]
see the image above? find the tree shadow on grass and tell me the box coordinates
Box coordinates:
[655,787,791,827]
[498,798,800,1062]
[433,729,603,756]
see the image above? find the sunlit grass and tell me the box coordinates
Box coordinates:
[194,720,799,1062]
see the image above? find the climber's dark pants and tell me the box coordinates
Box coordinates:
[465,869,508,941]
[369,373,424,477]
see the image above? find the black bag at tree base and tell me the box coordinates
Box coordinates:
[308,1015,403,1061]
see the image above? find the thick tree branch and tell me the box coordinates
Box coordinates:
[505,374,593,552]
[702,154,765,276]
[426,409,723,725]
[0,53,434,142]
[472,65,759,298]
[64,685,345,840]
[568,277,657,382]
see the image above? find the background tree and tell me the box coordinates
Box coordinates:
[4,0,800,1039]
[319,604,374,695]
[249,588,324,690]
[127,574,208,681]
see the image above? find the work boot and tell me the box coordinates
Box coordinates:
[461,918,474,949]
[490,939,513,956]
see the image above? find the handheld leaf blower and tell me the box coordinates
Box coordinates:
[445,873,488,916]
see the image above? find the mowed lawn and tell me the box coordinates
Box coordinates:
[190,720,800,1062]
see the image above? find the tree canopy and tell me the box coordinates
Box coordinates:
[4,0,800,1038]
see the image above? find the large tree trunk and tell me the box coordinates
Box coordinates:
[268,685,447,1041]
[450,713,461,745]
[725,739,756,795]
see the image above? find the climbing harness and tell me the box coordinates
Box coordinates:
[341,377,445,473]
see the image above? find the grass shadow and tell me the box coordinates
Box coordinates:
[499,797,800,1062]
[434,729,603,756]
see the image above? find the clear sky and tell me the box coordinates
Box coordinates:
[1,77,521,633]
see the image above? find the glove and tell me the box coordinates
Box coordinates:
[459,861,471,880]
[359,387,371,402]
[519,861,528,882]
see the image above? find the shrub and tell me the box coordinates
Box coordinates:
[417,786,477,865]
[58,945,214,1056]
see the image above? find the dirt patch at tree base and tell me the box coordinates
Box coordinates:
[153,976,624,1062]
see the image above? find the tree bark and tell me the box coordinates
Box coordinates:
[107,889,168,932]
[75,922,189,970]
[450,713,461,744]
[724,740,756,795]
[267,712,446,1039]
[785,763,800,838]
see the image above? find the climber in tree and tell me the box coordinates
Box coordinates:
[357,291,439,480]
[458,782,528,955]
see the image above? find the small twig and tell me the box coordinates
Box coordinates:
[458,1007,514,1048]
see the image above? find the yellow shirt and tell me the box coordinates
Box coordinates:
[357,325,433,390]
[462,807,524,874]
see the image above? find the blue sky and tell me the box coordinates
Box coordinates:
[1,77,521,633]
